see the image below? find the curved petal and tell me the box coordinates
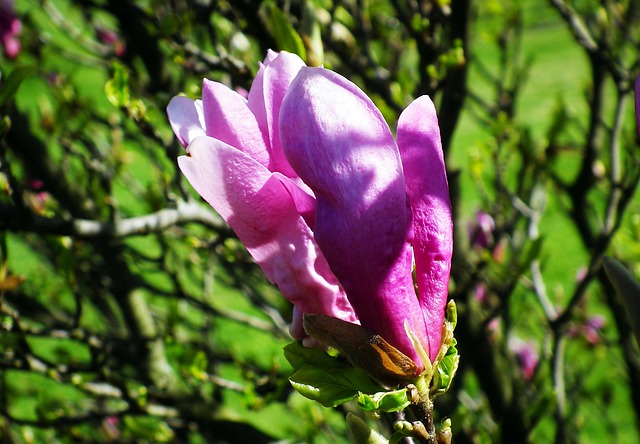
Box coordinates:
[396,95,453,361]
[178,136,356,334]
[263,49,279,66]
[248,51,305,177]
[247,61,268,137]
[244,47,281,144]
[272,172,316,228]
[201,79,270,168]
[280,67,428,370]
[167,96,206,147]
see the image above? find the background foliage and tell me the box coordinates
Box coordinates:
[1,0,640,442]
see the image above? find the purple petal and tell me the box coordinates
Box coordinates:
[243,50,286,139]
[167,97,206,147]
[247,61,268,138]
[248,51,305,176]
[201,79,270,168]
[280,67,428,369]
[178,136,356,335]
[397,95,453,361]
[272,172,317,228]
[263,49,279,66]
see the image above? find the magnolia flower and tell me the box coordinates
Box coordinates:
[97,28,126,57]
[168,50,453,373]
[0,0,21,59]
[568,314,605,346]
[279,67,452,369]
[509,337,539,381]
[468,211,495,250]
[167,51,357,338]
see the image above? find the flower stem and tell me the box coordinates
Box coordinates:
[408,382,436,443]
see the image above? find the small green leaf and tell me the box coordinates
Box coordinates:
[357,388,410,412]
[346,413,388,444]
[264,2,307,60]
[603,256,640,347]
[105,61,130,108]
[0,66,36,107]
[432,339,459,396]
[188,351,208,381]
[283,341,348,371]
[104,61,146,120]
[446,300,457,329]
[289,365,381,407]
[300,0,324,66]
[518,237,544,270]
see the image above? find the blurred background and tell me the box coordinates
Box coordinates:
[1,0,639,442]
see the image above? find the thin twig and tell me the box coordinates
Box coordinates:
[0,200,227,238]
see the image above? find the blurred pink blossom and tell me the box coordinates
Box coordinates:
[468,210,495,250]
[568,314,605,346]
[0,0,21,59]
[100,415,120,440]
[575,266,587,283]
[97,28,126,57]
[473,282,488,304]
[25,178,50,213]
[509,337,539,381]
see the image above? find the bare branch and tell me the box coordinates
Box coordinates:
[0,200,228,238]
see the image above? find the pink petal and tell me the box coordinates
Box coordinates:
[246,62,268,139]
[397,95,453,361]
[167,96,206,147]
[280,67,428,369]
[178,136,356,334]
[201,79,270,168]
[272,172,317,228]
[248,51,305,176]
[263,49,278,66]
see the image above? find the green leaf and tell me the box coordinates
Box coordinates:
[603,256,640,347]
[0,66,36,107]
[300,0,324,66]
[446,300,457,329]
[346,413,388,444]
[264,2,307,60]
[518,237,544,270]
[105,61,130,108]
[357,388,410,412]
[104,61,146,120]
[289,365,381,407]
[286,341,410,412]
[187,351,208,381]
[283,341,348,371]
[432,339,459,397]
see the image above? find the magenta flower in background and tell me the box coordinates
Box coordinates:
[0,0,21,59]
[509,337,539,381]
[168,50,453,373]
[568,314,605,346]
[167,51,357,338]
[97,28,126,57]
[279,67,453,369]
[468,210,495,250]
